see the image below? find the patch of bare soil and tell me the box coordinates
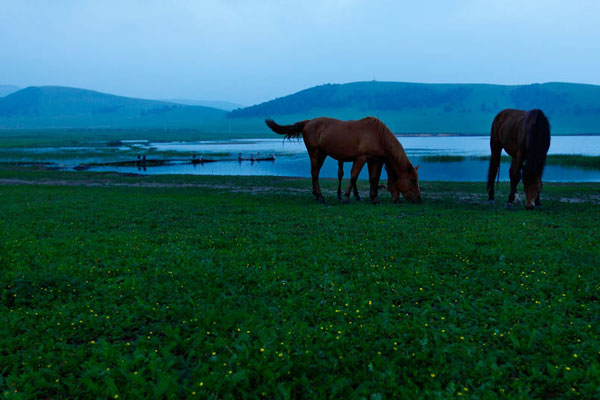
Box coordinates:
[2,178,598,204]
[0,178,310,196]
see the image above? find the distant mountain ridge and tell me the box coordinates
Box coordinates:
[0,85,21,98]
[227,81,600,134]
[0,86,226,129]
[164,99,245,111]
[0,82,599,133]
[229,81,600,117]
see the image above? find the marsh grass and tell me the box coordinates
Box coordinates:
[429,154,600,170]
[420,155,466,162]
[1,168,600,398]
[545,154,600,170]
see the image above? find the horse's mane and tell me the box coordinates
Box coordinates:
[523,109,551,183]
[368,117,411,171]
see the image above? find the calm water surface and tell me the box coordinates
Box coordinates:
[149,135,600,157]
[85,135,600,182]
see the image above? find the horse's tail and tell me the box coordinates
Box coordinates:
[265,119,309,140]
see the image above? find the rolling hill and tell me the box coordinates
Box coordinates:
[164,99,245,111]
[0,85,21,98]
[228,81,600,134]
[0,82,599,134]
[0,86,227,129]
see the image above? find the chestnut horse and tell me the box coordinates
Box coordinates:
[486,109,551,209]
[336,161,361,201]
[336,160,398,202]
[265,117,421,204]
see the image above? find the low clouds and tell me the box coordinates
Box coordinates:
[1,1,598,105]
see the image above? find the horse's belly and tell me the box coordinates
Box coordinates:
[318,138,379,160]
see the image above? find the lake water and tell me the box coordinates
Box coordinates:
[148,135,600,157]
[86,135,600,182]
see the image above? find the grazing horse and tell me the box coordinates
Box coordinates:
[336,160,400,203]
[336,161,361,201]
[486,109,551,209]
[265,116,421,204]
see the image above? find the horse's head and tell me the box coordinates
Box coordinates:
[523,177,542,210]
[390,165,421,204]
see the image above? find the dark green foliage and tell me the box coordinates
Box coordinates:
[1,169,600,398]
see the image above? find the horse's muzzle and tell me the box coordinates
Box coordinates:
[407,195,422,204]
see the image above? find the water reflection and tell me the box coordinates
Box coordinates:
[89,155,600,182]
[149,135,600,157]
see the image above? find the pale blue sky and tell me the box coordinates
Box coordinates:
[1,0,599,105]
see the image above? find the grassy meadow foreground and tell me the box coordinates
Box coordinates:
[1,167,600,398]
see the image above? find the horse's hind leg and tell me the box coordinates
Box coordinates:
[352,182,361,201]
[337,161,344,200]
[310,151,327,203]
[344,157,366,204]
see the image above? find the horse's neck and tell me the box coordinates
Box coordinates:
[384,138,409,173]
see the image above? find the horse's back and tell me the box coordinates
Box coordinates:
[303,117,384,160]
[491,109,527,156]
[493,109,527,132]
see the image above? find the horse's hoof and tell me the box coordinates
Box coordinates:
[317,197,326,204]
[337,194,342,201]
[342,197,350,205]
[355,196,361,202]
[505,202,514,210]
[525,205,535,211]
[372,199,380,205]
[487,199,496,205]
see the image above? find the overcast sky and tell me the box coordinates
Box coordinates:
[1,0,599,105]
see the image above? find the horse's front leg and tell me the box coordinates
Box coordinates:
[337,161,344,200]
[343,157,366,204]
[310,151,327,203]
[506,156,522,209]
[368,159,383,204]
[535,184,542,207]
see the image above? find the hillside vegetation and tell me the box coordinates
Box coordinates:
[0,86,226,130]
[0,82,599,134]
[228,81,600,134]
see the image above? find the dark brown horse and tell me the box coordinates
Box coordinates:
[487,109,551,209]
[266,116,421,204]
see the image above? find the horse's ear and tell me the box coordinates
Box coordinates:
[415,165,420,171]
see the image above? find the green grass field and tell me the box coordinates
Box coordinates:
[1,167,600,398]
